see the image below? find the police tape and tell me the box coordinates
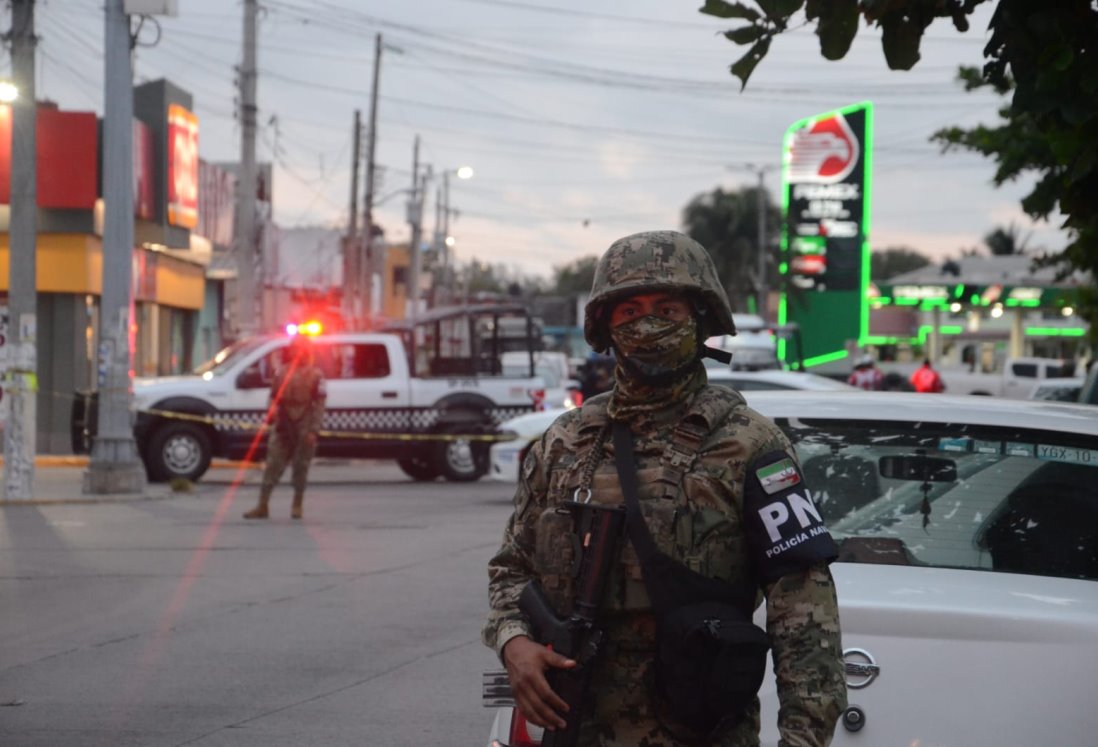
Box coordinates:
[141,407,529,443]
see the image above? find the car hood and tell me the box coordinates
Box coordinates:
[757,562,1098,746]
[133,375,217,406]
[498,407,570,437]
[135,375,204,389]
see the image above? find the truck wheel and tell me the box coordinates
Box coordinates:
[436,427,489,482]
[397,457,440,482]
[147,422,212,483]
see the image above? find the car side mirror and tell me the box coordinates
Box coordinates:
[878,454,957,482]
[237,367,265,390]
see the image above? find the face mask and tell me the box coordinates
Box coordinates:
[610,314,699,383]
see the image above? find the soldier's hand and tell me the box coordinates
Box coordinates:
[502,635,575,731]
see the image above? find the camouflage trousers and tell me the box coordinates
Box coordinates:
[259,427,317,502]
[576,647,762,747]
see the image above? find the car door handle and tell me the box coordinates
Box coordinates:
[382,391,398,399]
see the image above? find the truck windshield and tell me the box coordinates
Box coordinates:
[193,338,266,376]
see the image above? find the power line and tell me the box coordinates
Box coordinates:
[451,0,715,28]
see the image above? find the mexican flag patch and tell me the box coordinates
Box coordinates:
[756,457,801,495]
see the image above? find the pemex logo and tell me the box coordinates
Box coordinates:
[788,113,860,184]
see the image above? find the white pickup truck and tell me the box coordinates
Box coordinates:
[938,357,1081,398]
[73,305,546,483]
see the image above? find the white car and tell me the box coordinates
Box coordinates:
[488,407,569,483]
[485,373,852,483]
[501,351,581,411]
[707,367,855,392]
[484,391,1098,746]
[488,371,853,484]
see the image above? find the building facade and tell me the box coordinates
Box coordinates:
[0,81,214,452]
[869,255,1091,371]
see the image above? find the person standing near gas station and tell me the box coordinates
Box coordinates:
[910,358,946,393]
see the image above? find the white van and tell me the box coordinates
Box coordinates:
[500,351,580,410]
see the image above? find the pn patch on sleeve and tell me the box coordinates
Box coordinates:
[744,450,839,584]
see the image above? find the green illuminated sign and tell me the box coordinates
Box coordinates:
[779,101,873,367]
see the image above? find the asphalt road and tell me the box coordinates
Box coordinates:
[0,461,517,747]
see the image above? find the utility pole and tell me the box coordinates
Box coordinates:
[729,163,776,320]
[343,109,362,326]
[431,173,445,306]
[84,0,144,494]
[441,170,451,297]
[755,168,768,319]
[406,136,426,324]
[360,33,381,328]
[234,0,259,337]
[5,0,37,500]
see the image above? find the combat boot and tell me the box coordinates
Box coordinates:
[243,498,270,519]
[291,494,304,520]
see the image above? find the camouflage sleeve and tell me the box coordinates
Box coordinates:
[765,563,847,747]
[266,372,284,422]
[481,433,550,660]
[308,373,327,433]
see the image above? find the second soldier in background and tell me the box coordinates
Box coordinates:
[244,334,327,520]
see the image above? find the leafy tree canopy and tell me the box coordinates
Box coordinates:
[871,246,932,281]
[681,186,780,313]
[702,0,1098,346]
[552,255,600,296]
[455,259,546,297]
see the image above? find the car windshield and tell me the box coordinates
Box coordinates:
[193,338,267,376]
[774,416,1098,582]
[1033,383,1083,402]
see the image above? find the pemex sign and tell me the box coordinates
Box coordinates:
[779,102,873,368]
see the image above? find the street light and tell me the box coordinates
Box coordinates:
[0,82,18,103]
[433,166,473,305]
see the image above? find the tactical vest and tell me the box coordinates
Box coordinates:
[534,385,752,618]
[276,366,324,425]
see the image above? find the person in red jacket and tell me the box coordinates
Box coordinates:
[910,358,946,393]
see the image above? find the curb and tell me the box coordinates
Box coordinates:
[0,457,261,469]
[0,494,177,506]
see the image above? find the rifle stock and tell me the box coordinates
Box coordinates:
[519,581,590,746]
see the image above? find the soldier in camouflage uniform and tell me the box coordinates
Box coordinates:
[483,230,846,746]
[243,335,327,520]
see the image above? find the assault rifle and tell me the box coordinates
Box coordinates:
[519,499,626,747]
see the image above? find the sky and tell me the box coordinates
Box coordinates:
[22,0,1065,285]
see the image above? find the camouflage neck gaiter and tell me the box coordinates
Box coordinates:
[608,315,706,424]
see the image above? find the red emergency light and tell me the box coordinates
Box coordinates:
[285,320,323,337]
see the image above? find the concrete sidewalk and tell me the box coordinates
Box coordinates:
[0,467,171,505]
[0,457,391,504]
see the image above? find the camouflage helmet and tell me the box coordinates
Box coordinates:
[584,230,736,352]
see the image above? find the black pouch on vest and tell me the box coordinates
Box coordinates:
[612,423,769,736]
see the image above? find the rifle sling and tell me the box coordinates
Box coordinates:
[611,420,757,616]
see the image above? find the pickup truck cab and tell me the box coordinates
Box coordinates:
[944,357,1080,398]
[74,305,545,483]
